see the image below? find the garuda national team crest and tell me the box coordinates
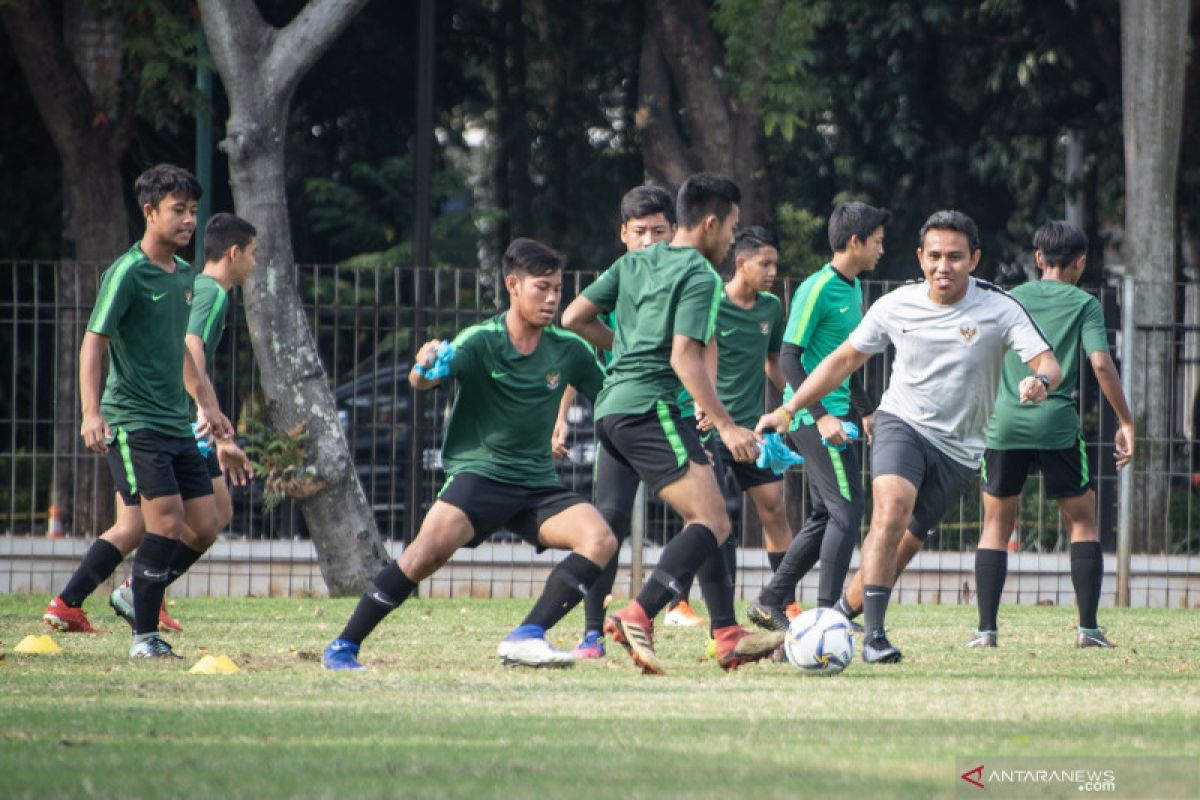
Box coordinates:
[184,288,193,305]
[759,321,770,335]
[545,371,561,390]
[959,323,978,343]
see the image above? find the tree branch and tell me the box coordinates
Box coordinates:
[265,0,372,100]
[198,0,274,94]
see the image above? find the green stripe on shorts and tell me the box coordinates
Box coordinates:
[828,444,851,501]
[437,474,456,497]
[117,427,138,496]
[1079,435,1090,486]
[656,400,688,468]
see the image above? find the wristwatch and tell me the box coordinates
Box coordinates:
[1035,374,1051,391]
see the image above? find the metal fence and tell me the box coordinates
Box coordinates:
[2,260,1198,608]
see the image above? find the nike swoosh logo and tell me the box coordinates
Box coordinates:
[719,328,736,337]
[370,591,396,608]
[490,370,507,379]
[142,569,169,580]
[838,306,848,313]
[865,590,887,597]
[151,292,168,301]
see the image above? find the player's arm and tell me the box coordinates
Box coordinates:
[672,335,756,462]
[562,296,615,352]
[184,333,222,442]
[778,342,847,445]
[1090,351,1136,469]
[409,339,446,390]
[551,386,576,458]
[692,338,720,429]
[79,331,111,453]
[184,348,233,440]
[1017,349,1062,405]
[758,341,870,436]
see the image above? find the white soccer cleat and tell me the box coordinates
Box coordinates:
[497,635,575,669]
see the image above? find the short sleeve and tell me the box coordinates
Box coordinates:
[187,283,221,342]
[1079,296,1110,356]
[569,340,606,403]
[847,300,892,354]
[449,323,490,378]
[581,259,623,313]
[88,265,136,336]
[1003,302,1052,364]
[783,276,827,347]
[672,267,721,343]
[767,296,784,354]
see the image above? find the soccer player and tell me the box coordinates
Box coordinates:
[757,210,1062,664]
[106,213,258,628]
[745,203,888,632]
[44,211,255,637]
[322,238,616,670]
[971,221,1134,649]
[563,172,783,674]
[558,186,696,661]
[55,164,234,658]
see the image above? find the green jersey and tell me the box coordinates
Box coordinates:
[87,242,195,438]
[781,263,863,426]
[442,313,605,487]
[186,273,229,371]
[715,291,784,430]
[582,242,722,420]
[986,280,1109,450]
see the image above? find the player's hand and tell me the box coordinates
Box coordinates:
[80,410,111,454]
[217,440,254,486]
[413,339,442,373]
[200,404,234,441]
[816,414,845,447]
[755,410,789,436]
[1018,376,1049,404]
[862,413,875,445]
[551,417,570,458]
[1114,422,1135,470]
[717,423,760,463]
[694,404,716,432]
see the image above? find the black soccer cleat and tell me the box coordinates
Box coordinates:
[746,600,790,632]
[1076,627,1113,648]
[862,630,903,664]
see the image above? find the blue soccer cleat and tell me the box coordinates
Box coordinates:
[323,638,366,670]
[498,624,574,668]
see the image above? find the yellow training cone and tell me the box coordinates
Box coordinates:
[189,655,219,674]
[15,634,61,654]
[212,655,240,674]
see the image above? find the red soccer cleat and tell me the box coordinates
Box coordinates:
[712,624,785,671]
[43,596,97,633]
[603,601,665,675]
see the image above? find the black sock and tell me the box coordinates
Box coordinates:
[697,538,738,630]
[59,539,124,607]
[338,561,418,645]
[636,524,719,617]
[1071,541,1103,629]
[522,553,603,630]
[583,553,618,633]
[974,548,1007,632]
[862,584,891,637]
[767,550,785,573]
[131,533,176,635]
[669,573,695,608]
[759,533,820,607]
[165,541,205,587]
[834,596,861,620]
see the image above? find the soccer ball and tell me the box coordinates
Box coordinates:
[783,607,855,675]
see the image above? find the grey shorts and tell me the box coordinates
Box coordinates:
[870,412,977,540]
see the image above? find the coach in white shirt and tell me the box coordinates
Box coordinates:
[756,210,1062,664]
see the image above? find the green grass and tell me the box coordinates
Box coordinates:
[1,594,1197,799]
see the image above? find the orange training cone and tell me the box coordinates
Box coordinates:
[47,505,64,539]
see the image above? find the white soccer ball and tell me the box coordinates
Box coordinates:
[783,607,855,675]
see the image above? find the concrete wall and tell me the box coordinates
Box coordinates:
[2,536,1198,608]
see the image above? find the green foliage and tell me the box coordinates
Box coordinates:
[774,202,824,277]
[714,0,828,142]
[240,418,322,513]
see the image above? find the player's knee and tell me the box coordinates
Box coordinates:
[583,524,618,563]
[597,506,632,544]
[101,524,143,556]
[705,514,732,542]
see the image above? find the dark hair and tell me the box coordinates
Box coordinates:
[918,209,980,253]
[135,163,202,211]
[828,202,891,252]
[734,226,779,259]
[1033,220,1088,267]
[503,237,564,277]
[620,185,676,226]
[676,172,741,229]
[203,213,257,263]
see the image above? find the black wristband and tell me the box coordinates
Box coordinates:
[1035,374,1051,390]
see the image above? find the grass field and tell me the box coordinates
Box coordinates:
[1,593,1197,799]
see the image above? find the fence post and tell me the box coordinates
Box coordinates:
[629,482,645,595]
[1117,275,1134,607]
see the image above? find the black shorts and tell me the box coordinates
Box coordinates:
[981,439,1092,499]
[204,448,222,479]
[596,402,709,495]
[105,427,214,504]
[870,412,976,541]
[708,435,780,492]
[436,472,587,549]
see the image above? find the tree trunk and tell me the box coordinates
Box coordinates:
[1120,0,1191,553]
[635,0,772,225]
[2,0,129,537]
[199,0,386,595]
